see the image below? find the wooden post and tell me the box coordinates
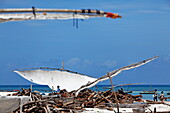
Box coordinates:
[52,86,54,94]
[19,97,23,113]
[107,72,119,113]
[30,84,32,101]
[61,61,64,69]
[154,107,156,113]
[30,84,32,92]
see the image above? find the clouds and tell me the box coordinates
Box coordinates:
[99,0,170,16]
[66,57,117,68]
[24,22,47,27]
[0,0,31,8]
[65,57,117,72]
[163,54,170,63]
[66,57,81,67]
[101,60,117,68]
[132,10,164,14]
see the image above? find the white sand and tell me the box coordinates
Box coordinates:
[0,92,16,96]
[82,103,170,113]
[145,104,170,112]
[83,108,134,113]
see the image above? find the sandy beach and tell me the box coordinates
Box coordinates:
[1,88,170,113]
[0,92,16,96]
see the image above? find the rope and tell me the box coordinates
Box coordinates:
[32,6,36,18]
[72,12,79,29]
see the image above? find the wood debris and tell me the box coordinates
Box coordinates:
[10,88,42,101]
[12,88,145,113]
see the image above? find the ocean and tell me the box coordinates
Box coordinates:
[0,85,170,101]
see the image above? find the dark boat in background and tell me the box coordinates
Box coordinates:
[167,92,170,95]
[140,91,155,94]
[125,91,133,93]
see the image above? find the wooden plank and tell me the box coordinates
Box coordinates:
[0,8,105,14]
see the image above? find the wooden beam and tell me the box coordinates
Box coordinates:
[0,8,105,14]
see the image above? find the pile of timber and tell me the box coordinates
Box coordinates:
[145,100,164,104]
[13,88,144,113]
[8,88,42,101]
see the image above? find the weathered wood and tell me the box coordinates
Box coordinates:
[87,92,96,100]
[75,56,158,93]
[108,72,119,113]
[0,8,105,14]
[26,106,37,112]
[63,101,74,106]
[13,88,145,113]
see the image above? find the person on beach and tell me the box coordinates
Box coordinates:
[153,89,158,101]
[56,85,61,93]
[51,86,61,97]
[159,91,165,101]
[53,85,61,94]
[118,88,125,94]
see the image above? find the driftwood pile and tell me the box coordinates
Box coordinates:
[13,88,143,113]
[9,88,42,101]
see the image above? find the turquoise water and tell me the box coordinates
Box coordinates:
[0,85,51,92]
[0,85,170,100]
[92,85,170,101]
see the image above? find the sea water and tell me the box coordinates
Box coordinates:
[0,85,170,100]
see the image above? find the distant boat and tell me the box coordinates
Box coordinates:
[139,84,156,94]
[103,83,142,94]
[167,92,170,95]
[102,86,111,89]
[140,91,155,94]
[125,91,133,93]
[102,87,133,93]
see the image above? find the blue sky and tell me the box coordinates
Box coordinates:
[0,0,170,85]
